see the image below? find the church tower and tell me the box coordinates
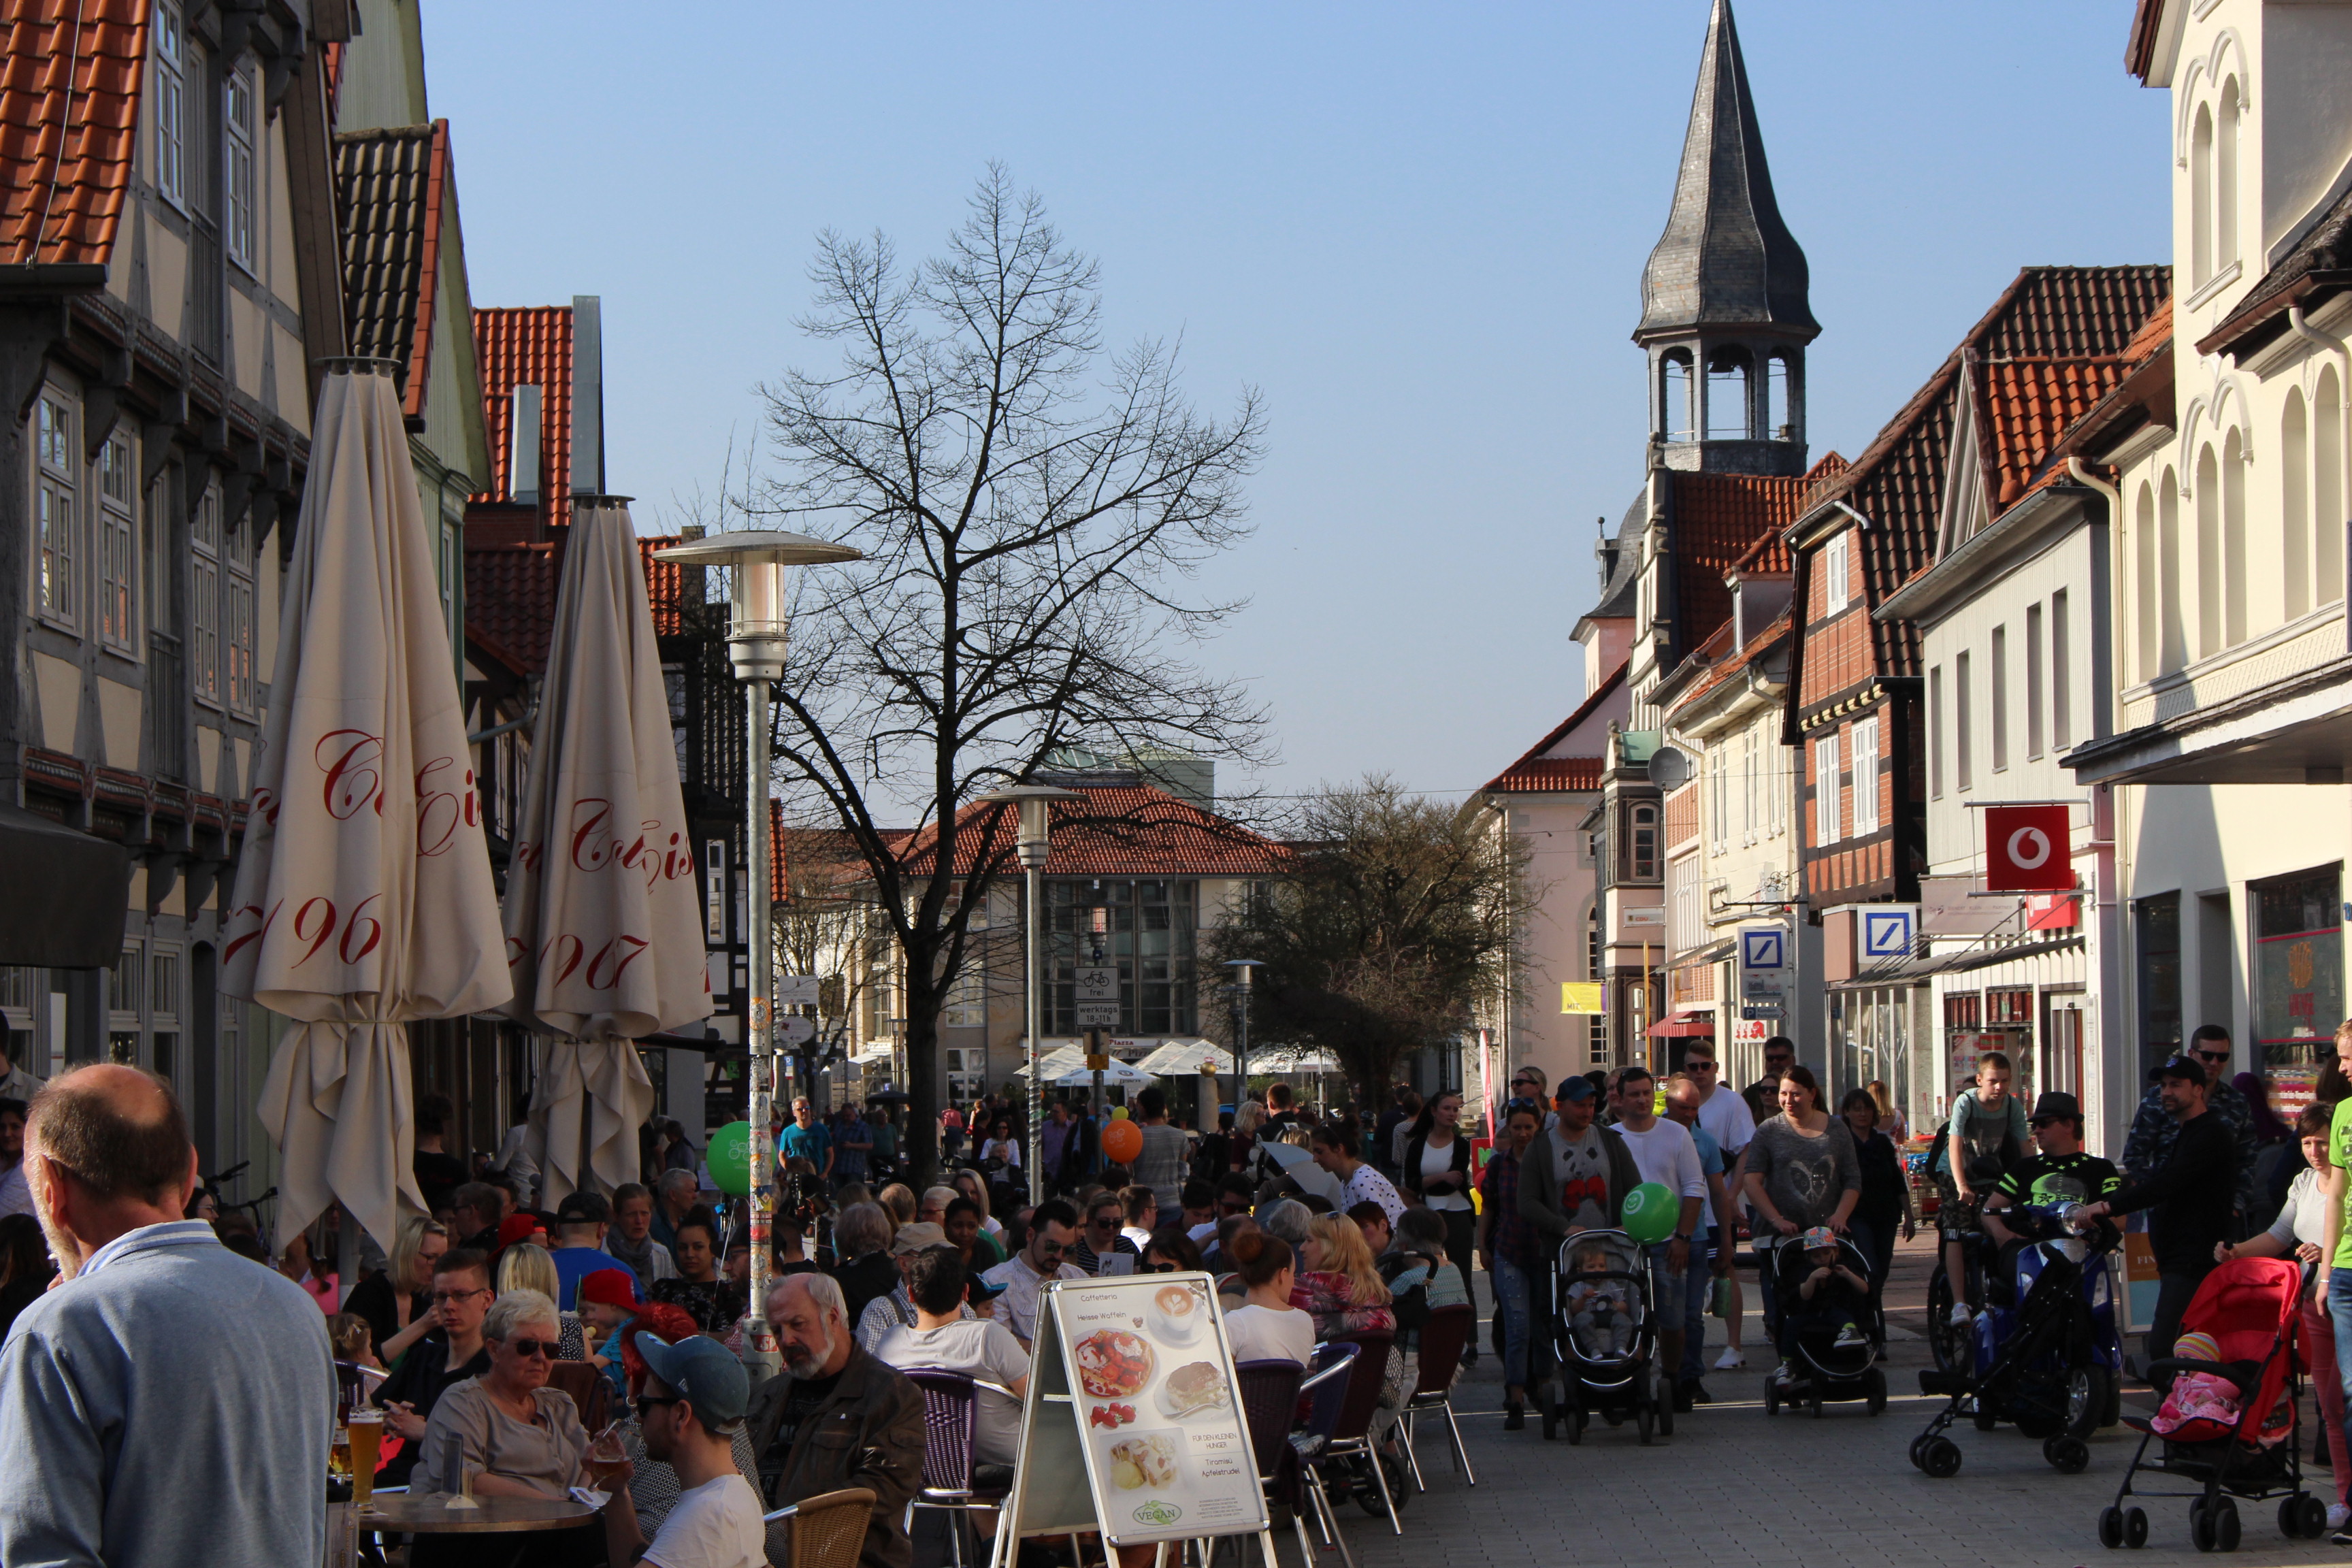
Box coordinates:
[1636,0,1818,477]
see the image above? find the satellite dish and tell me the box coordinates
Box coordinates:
[1649,745,1693,791]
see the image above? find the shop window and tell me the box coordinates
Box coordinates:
[2253,867,2343,1081]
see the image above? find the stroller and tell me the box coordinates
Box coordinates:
[2096,1257,2328,1552]
[1914,1199,2124,1477]
[1539,1229,1671,1445]
[1758,1232,1887,1418]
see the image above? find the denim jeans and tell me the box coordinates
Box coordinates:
[1493,1256,1535,1391]
[1642,1239,1709,1382]
[2328,1268,2352,1469]
[1847,1215,1895,1335]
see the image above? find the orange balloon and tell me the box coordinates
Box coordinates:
[1101,1118,1143,1165]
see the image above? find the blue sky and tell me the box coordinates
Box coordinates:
[424,2,2170,813]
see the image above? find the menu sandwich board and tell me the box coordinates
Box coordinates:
[989,1272,1273,1565]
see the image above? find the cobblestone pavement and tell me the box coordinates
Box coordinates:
[1322,1234,2343,1568]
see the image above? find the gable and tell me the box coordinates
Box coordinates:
[1483,664,1629,793]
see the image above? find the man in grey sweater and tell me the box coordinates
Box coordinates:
[0,1064,334,1568]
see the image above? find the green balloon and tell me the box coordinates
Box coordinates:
[708,1120,753,1197]
[1620,1181,1678,1244]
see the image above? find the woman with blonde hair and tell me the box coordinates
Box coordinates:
[495,1243,587,1359]
[1865,1079,1908,1143]
[345,1216,448,1368]
[1290,1211,1394,1339]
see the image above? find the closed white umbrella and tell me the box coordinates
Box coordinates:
[1053,1059,1154,1088]
[227,362,511,1259]
[500,497,709,1207]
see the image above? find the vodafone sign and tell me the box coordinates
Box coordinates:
[1984,804,2076,893]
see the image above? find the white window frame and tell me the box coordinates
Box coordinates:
[1823,530,1851,616]
[191,483,221,708]
[97,428,137,655]
[224,65,256,272]
[225,513,255,715]
[1814,733,1841,846]
[941,961,987,1028]
[1850,717,1881,836]
[152,1,185,209]
[34,390,78,633]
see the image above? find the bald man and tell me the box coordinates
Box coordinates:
[0,1065,335,1568]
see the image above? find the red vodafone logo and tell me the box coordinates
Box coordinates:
[1984,804,2074,892]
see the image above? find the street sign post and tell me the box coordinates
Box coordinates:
[1075,965,1119,1029]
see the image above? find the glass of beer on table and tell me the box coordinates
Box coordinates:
[586,1422,626,1488]
[346,1408,384,1511]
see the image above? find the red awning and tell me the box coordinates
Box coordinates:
[1646,1012,1716,1038]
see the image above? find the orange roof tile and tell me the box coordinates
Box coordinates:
[1669,470,1822,647]
[898,785,1288,879]
[473,306,574,527]
[0,0,145,267]
[1482,663,1627,794]
[1978,356,2130,508]
[466,532,689,675]
[1669,608,1791,710]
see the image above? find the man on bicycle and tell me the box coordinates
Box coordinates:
[1940,1051,2029,1328]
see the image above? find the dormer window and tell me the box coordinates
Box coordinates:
[1823,529,1850,615]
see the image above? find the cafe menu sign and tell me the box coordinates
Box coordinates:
[991,1273,1271,1558]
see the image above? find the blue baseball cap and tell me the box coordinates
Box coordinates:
[1555,1076,1597,1104]
[633,1332,749,1428]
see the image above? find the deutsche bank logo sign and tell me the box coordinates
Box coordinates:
[1860,908,1916,960]
[1740,928,1784,972]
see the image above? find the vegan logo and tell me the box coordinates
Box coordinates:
[1131,1501,1182,1527]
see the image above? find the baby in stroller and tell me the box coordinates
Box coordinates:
[2151,1330,2291,1446]
[1774,1226,1871,1382]
[1565,1241,1638,1357]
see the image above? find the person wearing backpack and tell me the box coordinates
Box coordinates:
[1938,1051,2029,1328]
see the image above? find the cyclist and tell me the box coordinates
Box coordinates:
[1939,1051,2029,1328]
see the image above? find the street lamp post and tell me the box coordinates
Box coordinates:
[1224,959,1261,1111]
[654,528,861,1384]
[978,785,1081,1205]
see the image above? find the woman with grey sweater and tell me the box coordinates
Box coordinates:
[1742,1064,1861,1237]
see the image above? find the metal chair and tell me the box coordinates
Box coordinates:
[1288,1341,1365,1568]
[764,1486,877,1568]
[1314,1330,1399,1537]
[900,1367,1020,1568]
[1396,1304,1477,1491]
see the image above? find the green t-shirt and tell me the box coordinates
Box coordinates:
[2332,1098,2352,1269]
[1993,1150,2120,1211]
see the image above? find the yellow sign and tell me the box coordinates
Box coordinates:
[1085,1054,1111,1071]
[1561,981,1605,1015]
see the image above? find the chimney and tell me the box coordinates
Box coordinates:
[570,295,604,497]
[1595,516,1618,593]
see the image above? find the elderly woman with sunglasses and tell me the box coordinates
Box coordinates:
[413,1288,592,1501]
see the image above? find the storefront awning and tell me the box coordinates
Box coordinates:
[1646,1011,1717,1037]
[1667,937,1736,971]
[0,802,131,968]
[1829,933,2085,990]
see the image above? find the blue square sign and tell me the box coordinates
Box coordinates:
[1740,928,1785,971]
[1860,908,1915,960]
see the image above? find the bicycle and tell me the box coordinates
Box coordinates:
[201,1159,278,1237]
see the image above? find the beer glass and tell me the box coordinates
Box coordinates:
[346,1409,383,1511]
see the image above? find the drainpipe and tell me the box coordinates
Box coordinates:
[2066,456,2127,1154]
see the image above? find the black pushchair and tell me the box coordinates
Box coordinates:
[1758,1232,1887,1418]
[1539,1229,1671,1445]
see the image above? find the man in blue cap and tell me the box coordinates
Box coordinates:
[599,1333,765,1568]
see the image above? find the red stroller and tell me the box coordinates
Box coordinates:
[2097,1257,2329,1552]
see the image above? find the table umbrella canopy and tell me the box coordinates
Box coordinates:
[227,363,511,1254]
[1132,1039,1235,1077]
[500,497,709,1207]
[1053,1059,1155,1088]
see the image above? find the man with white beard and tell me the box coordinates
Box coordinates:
[745,1273,926,1568]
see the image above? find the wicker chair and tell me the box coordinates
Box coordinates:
[764,1486,876,1568]
[1396,1304,1477,1492]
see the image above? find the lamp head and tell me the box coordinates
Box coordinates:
[651,530,862,683]
[975,785,1083,872]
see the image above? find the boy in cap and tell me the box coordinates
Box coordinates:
[599,1333,765,1568]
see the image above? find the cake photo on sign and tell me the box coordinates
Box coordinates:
[1109,1432,1179,1490]
[1075,1328,1155,1399]
[1156,1361,1229,1418]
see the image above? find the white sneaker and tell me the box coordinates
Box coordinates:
[2329,1505,2350,1532]
[1714,1348,1746,1371]
[1948,1301,1974,1328]
[1772,1359,1794,1386]
[1833,1323,1869,1350]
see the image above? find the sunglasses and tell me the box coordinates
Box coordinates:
[1685,1060,1717,1071]
[1145,1261,1180,1273]
[2194,1051,2230,1064]
[506,1337,557,1360]
[635,1394,682,1419]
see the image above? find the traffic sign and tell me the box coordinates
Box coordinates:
[777,974,821,1007]
[1740,1003,1785,1020]
[774,1015,816,1045]
[1075,1002,1120,1028]
[1075,966,1117,1002]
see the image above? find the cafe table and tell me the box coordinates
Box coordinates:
[329,1492,600,1565]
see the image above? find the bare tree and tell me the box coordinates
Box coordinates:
[750,167,1268,1180]
[1211,777,1531,1106]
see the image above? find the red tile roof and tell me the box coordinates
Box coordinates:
[335,122,451,422]
[1978,355,2131,508]
[1725,453,1845,576]
[1483,662,1627,794]
[0,0,144,267]
[1668,470,1824,649]
[1797,266,2170,687]
[1669,608,1791,711]
[466,532,689,675]
[896,785,1289,879]
[473,306,574,527]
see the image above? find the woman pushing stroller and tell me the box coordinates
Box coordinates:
[1741,1065,1861,1387]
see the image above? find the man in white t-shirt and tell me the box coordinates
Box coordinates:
[1607,1065,1708,1414]
[1679,1045,1757,1373]
[981,1198,1085,1350]
[599,1332,766,1568]
[875,1246,1032,1469]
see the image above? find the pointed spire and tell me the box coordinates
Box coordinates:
[1635,0,1818,343]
